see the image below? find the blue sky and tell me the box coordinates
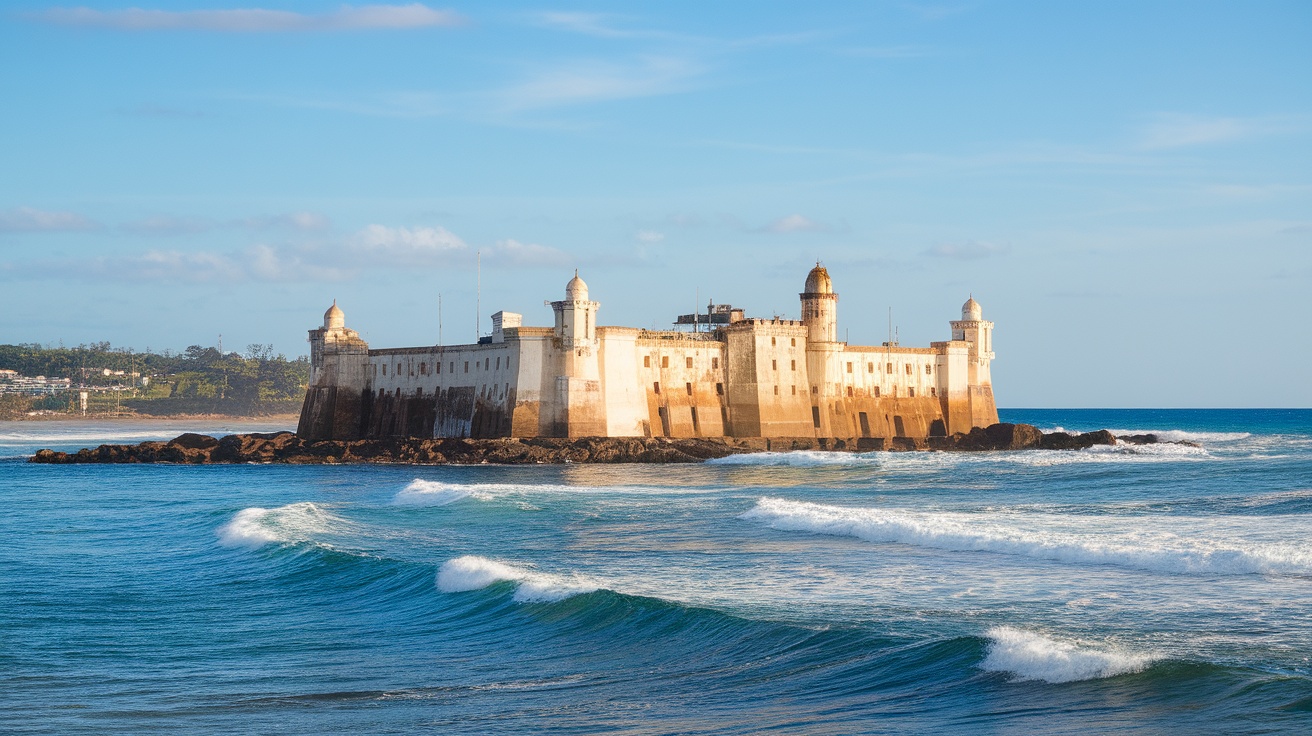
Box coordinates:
[1,1,1308,407]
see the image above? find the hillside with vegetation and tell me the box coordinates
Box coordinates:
[0,342,309,419]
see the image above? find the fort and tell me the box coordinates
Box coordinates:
[296,265,999,441]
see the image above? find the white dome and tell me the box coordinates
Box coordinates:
[804,263,833,295]
[324,300,345,329]
[962,296,982,321]
[565,271,588,300]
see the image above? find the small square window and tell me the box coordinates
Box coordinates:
[644,356,651,368]
[925,364,932,374]
[774,385,779,395]
[875,386,881,397]
[791,385,797,395]
[811,385,818,395]
[712,357,719,369]
[771,337,777,346]
[930,387,937,397]
[909,387,915,397]
[791,338,796,347]
[686,357,693,369]
[662,356,669,368]
[867,362,873,373]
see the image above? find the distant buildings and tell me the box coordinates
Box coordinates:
[0,370,73,395]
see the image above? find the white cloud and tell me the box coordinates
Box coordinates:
[924,241,1009,260]
[1136,113,1300,150]
[0,206,98,233]
[497,56,704,111]
[535,12,637,38]
[763,214,827,233]
[485,238,570,268]
[33,4,463,32]
[636,230,665,243]
[352,224,468,256]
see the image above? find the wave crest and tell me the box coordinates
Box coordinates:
[981,627,1155,683]
[740,498,1312,575]
[217,502,342,548]
[393,479,486,506]
[436,555,599,602]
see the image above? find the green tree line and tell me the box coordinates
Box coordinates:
[0,342,309,416]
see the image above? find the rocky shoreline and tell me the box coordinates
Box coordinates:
[25,423,1180,466]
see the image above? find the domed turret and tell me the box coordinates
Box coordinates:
[324,300,345,330]
[804,263,833,295]
[962,295,982,321]
[565,270,589,301]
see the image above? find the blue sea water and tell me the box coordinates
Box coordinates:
[2,409,1310,734]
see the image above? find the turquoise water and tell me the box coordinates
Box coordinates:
[2,410,1310,734]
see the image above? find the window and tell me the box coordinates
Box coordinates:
[868,362,874,373]
[464,362,469,373]
[396,363,400,375]
[686,357,693,369]
[812,407,821,428]
[791,360,796,371]
[771,337,776,346]
[395,388,401,398]
[686,382,693,396]
[716,382,723,395]
[449,362,454,373]
[485,358,490,370]
[420,362,426,375]
[874,386,881,398]
[772,359,778,370]
[846,362,853,373]
[712,357,719,369]
[506,358,511,370]
[925,364,932,375]
[887,362,893,374]
[909,387,915,397]
[662,356,669,368]
[791,338,796,347]
[654,382,661,394]
[644,356,651,368]
[774,385,779,396]
[811,385,818,395]
[906,364,913,375]
[791,385,797,395]
[847,386,853,397]
[496,357,500,370]
[382,364,387,376]
[930,387,937,397]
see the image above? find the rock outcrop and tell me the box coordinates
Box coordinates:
[28,423,1126,465]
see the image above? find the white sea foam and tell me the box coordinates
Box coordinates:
[740,498,1312,575]
[705,451,879,467]
[217,502,343,548]
[436,555,600,602]
[392,479,487,506]
[1107,429,1251,443]
[981,627,1155,683]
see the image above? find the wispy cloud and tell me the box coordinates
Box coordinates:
[1137,113,1299,150]
[924,241,1010,260]
[635,230,665,243]
[839,45,936,59]
[761,214,828,233]
[484,238,570,268]
[0,206,99,233]
[32,4,463,32]
[118,211,331,236]
[496,56,704,111]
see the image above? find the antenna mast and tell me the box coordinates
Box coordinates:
[438,293,443,347]
[476,250,481,340]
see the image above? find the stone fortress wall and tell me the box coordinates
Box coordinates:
[298,265,999,441]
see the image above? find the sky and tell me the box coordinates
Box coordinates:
[1,1,1309,407]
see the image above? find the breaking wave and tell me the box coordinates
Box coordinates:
[980,627,1156,683]
[436,555,601,602]
[217,502,346,548]
[740,498,1312,576]
[392,479,487,506]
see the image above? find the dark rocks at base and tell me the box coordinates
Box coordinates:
[28,422,1124,465]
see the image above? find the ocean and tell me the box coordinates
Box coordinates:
[2,409,1309,734]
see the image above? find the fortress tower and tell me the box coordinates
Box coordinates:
[548,272,606,436]
[298,301,371,439]
[800,263,838,344]
[949,296,998,429]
